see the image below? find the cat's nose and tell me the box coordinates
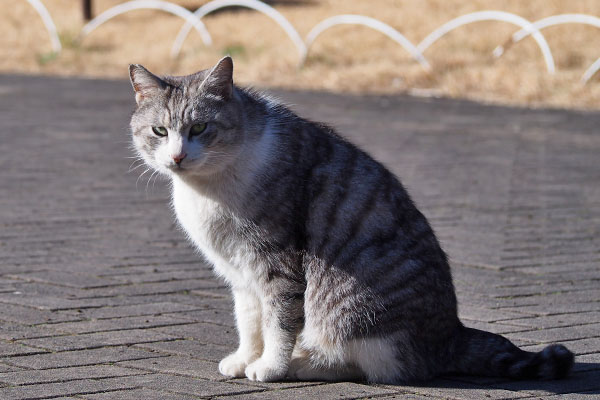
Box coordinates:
[172,153,187,165]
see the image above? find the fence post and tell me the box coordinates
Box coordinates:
[83,0,93,20]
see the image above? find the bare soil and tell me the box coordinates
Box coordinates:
[3,0,600,109]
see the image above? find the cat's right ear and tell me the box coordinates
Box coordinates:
[129,64,166,105]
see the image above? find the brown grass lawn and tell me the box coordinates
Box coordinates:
[3,0,600,109]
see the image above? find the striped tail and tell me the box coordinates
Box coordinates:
[451,326,574,379]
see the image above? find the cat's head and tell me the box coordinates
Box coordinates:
[128,57,246,178]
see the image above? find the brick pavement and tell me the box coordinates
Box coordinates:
[0,74,599,399]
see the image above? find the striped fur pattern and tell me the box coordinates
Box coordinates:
[128,57,574,383]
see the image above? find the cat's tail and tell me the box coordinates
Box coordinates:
[450,326,574,379]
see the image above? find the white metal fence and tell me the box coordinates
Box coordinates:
[16,0,600,84]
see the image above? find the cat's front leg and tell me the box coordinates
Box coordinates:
[219,287,263,377]
[245,284,304,382]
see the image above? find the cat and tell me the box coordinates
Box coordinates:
[128,56,574,383]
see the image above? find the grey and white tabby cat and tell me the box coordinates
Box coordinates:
[128,57,574,383]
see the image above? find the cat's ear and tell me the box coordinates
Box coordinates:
[201,56,234,100]
[128,64,166,105]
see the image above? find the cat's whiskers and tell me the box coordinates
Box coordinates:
[128,159,146,173]
[146,169,160,193]
[135,168,151,190]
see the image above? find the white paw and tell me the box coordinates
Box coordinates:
[245,357,288,382]
[219,352,251,378]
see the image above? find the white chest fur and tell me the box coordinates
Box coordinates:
[171,176,255,287]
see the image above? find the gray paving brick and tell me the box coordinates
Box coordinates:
[77,279,221,297]
[497,311,600,330]
[118,355,224,381]
[490,370,600,396]
[18,328,179,352]
[104,269,213,284]
[65,302,202,320]
[0,376,139,400]
[6,271,123,289]
[522,337,600,356]
[113,373,262,397]
[0,322,63,340]
[2,74,600,398]
[134,339,229,363]
[2,346,165,369]
[0,365,147,386]
[380,379,529,399]
[215,382,397,399]
[0,363,22,373]
[0,303,82,324]
[47,315,193,334]
[505,322,600,344]
[152,323,238,347]
[81,387,198,400]
[0,341,47,357]
[177,308,235,327]
[458,305,529,323]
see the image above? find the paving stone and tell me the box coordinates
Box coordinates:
[2,346,165,369]
[457,305,528,323]
[2,74,600,398]
[6,271,123,289]
[81,387,198,400]
[0,363,22,373]
[77,279,221,297]
[0,375,140,400]
[0,365,147,386]
[177,308,235,327]
[47,315,193,334]
[572,353,600,373]
[490,370,600,396]
[0,322,64,340]
[214,382,397,399]
[505,322,600,344]
[118,355,224,381]
[152,323,238,347]
[497,311,600,330]
[521,337,600,356]
[18,328,179,351]
[104,269,213,284]
[65,302,203,320]
[380,379,529,399]
[134,339,229,363]
[0,341,47,357]
[114,373,262,397]
[0,303,82,324]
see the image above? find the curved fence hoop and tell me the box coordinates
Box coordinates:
[582,57,600,84]
[496,14,600,56]
[417,11,555,74]
[301,14,430,70]
[26,0,61,53]
[171,0,306,59]
[80,0,212,48]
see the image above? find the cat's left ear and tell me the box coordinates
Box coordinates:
[201,56,234,100]
[129,64,166,105]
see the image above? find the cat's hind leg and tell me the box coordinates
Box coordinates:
[219,287,263,377]
[287,354,364,382]
[294,334,404,383]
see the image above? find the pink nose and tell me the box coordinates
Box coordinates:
[172,153,187,165]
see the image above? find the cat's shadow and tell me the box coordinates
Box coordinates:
[281,362,600,395]
[396,362,600,396]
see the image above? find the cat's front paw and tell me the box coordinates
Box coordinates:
[219,352,251,378]
[245,357,288,382]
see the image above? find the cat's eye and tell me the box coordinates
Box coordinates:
[152,126,168,137]
[189,123,208,137]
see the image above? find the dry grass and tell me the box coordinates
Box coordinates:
[3,0,600,109]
